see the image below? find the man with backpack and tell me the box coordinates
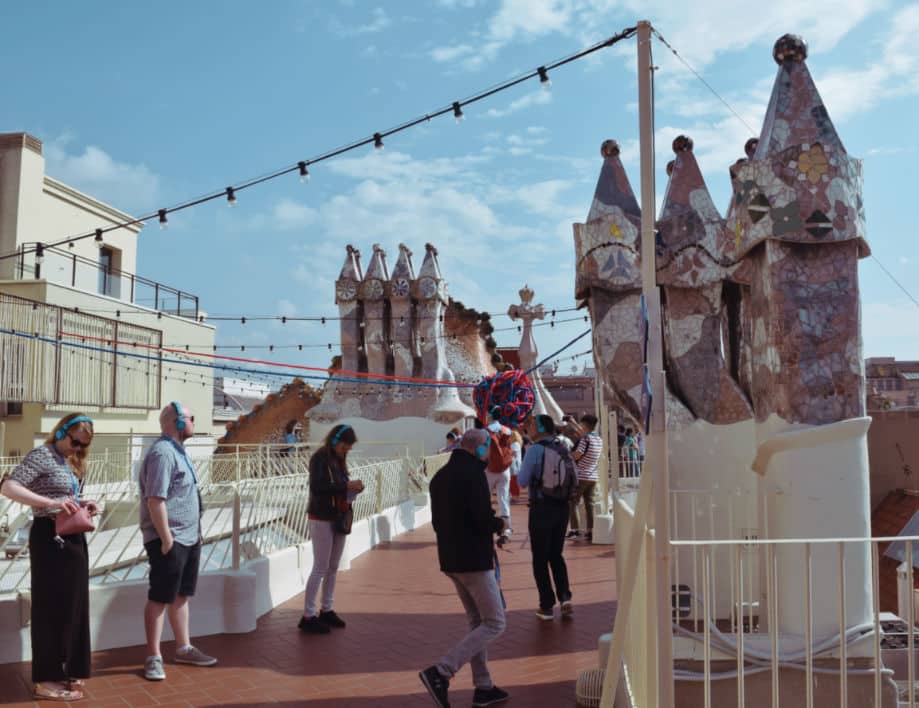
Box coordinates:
[518,414,577,621]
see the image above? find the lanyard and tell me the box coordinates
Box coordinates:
[48,443,80,500]
[162,436,198,485]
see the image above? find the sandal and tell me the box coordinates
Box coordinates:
[33,682,84,702]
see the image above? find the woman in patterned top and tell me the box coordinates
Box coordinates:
[0,413,98,702]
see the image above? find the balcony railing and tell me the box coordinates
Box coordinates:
[8,243,199,320]
[609,489,919,708]
[0,444,434,592]
[0,291,162,409]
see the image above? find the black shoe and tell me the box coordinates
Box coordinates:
[319,610,346,628]
[298,616,330,634]
[585,531,593,542]
[419,665,450,708]
[472,685,509,707]
[566,530,580,539]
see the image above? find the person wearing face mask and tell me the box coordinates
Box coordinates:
[419,429,509,708]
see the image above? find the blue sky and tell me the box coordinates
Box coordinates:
[2,1,917,383]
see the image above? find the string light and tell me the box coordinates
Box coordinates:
[373,133,384,150]
[0,27,639,259]
[225,186,237,208]
[94,229,103,248]
[538,66,551,89]
[298,161,310,183]
[452,101,464,123]
[158,209,168,230]
[34,243,44,265]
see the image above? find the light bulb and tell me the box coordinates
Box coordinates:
[298,161,310,184]
[453,101,464,123]
[226,186,237,208]
[374,133,384,150]
[158,209,168,230]
[538,66,551,90]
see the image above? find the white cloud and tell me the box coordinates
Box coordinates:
[272,198,317,231]
[44,138,160,215]
[813,5,919,121]
[486,89,552,118]
[432,0,881,71]
[277,299,298,317]
[330,7,391,37]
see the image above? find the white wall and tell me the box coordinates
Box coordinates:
[0,497,432,664]
[309,415,463,457]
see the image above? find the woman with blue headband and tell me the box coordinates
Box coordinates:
[0,412,98,702]
[299,423,364,634]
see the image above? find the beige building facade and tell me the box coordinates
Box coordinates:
[0,132,215,455]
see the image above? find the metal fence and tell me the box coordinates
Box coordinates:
[611,489,919,708]
[0,447,443,592]
[0,291,162,409]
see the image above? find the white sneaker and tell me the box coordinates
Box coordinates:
[175,645,217,666]
[144,655,165,681]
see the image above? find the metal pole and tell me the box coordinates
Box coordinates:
[636,20,674,707]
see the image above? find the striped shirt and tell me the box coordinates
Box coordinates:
[9,444,79,518]
[574,432,602,482]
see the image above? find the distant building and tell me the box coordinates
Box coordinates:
[866,357,919,410]
[213,377,273,425]
[0,132,215,455]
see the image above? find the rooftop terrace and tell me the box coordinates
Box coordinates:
[0,503,617,707]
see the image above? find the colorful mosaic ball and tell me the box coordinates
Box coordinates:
[666,160,675,177]
[600,139,620,158]
[472,369,535,428]
[672,135,693,153]
[773,34,807,64]
[744,138,759,158]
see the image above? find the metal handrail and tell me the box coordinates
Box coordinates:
[13,242,199,319]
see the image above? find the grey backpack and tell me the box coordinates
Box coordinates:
[538,438,577,501]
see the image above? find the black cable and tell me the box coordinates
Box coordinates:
[0,26,636,257]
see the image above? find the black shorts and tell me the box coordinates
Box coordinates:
[145,538,201,604]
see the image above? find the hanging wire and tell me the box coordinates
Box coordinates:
[650,26,757,135]
[0,26,637,258]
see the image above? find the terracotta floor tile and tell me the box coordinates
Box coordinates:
[0,505,617,707]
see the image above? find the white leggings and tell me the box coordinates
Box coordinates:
[303,519,347,617]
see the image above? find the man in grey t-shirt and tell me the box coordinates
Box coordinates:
[139,402,216,681]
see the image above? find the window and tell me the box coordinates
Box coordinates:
[98,247,121,298]
[0,401,23,417]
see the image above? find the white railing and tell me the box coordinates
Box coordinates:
[0,448,444,592]
[0,291,162,409]
[611,487,919,708]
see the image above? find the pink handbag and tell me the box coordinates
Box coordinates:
[55,501,96,536]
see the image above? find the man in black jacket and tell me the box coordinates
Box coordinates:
[419,429,510,708]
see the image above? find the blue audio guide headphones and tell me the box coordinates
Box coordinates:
[55,415,93,440]
[172,401,186,430]
[331,424,351,446]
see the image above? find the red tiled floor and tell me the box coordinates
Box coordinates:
[0,503,617,707]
